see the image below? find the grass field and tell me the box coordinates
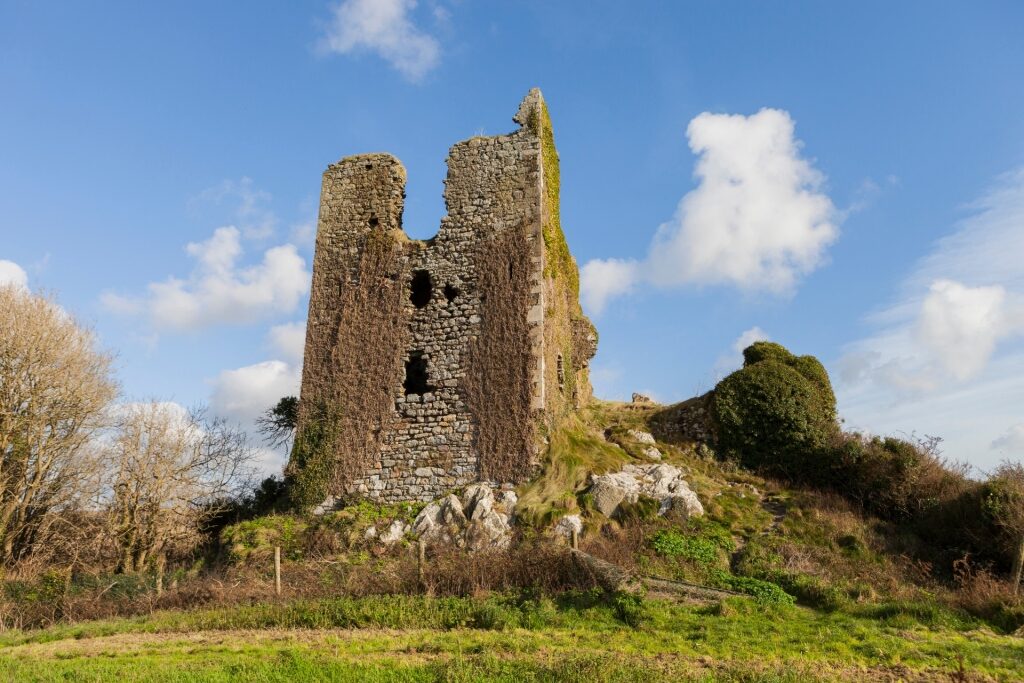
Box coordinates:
[0,594,1021,682]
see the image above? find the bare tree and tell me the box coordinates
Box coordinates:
[104,402,254,572]
[0,286,116,565]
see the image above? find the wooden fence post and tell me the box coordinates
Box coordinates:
[417,539,426,588]
[155,554,165,598]
[274,546,282,596]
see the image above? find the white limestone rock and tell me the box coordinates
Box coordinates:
[643,446,662,461]
[588,463,703,520]
[554,514,583,539]
[627,429,657,444]
[412,485,517,550]
[380,519,407,544]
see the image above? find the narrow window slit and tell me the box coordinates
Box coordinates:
[557,354,565,392]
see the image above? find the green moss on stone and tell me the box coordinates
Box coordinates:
[537,103,580,300]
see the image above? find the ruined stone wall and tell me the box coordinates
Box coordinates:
[290,90,594,506]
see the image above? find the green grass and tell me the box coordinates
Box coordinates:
[516,418,628,526]
[0,594,1021,681]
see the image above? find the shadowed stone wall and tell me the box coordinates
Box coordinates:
[292,89,595,505]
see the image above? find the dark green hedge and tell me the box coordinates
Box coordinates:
[713,342,838,478]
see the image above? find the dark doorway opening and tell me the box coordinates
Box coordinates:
[404,351,435,395]
[411,270,432,308]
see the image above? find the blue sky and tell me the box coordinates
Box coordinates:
[2,1,1023,474]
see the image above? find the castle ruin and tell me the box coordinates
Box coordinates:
[290,89,596,505]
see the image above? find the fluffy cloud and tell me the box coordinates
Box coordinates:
[268,321,306,363]
[992,424,1024,456]
[714,326,771,378]
[0,260,28,289]
[580,258,638,315]
[580,108,838,314]
[915,279,1008,381]
[321,0,441,81]
[209,360,301,428]
[208,322,307,474]
[102,226,309,331]
[837,167,1024,471]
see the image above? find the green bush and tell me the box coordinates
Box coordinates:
[709,570,795,607]
[650,530,720,566]
[610,592,649,627]
[712,342,838,479]
[285,402,340,512]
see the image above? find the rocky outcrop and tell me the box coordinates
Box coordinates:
[412,484,517,550]
[588,464,703,519]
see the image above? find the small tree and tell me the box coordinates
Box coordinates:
[257,396,299,449]
[983,462,1024,594]
[0,286,117,565]
[105,402,254,572]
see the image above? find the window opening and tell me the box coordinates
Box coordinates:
[557,354,565,392]
[404,351,435,395]
[443,284,460,303]
[410,270,432,308]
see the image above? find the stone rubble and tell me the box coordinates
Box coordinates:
[588,463,703,520]
[412,484,518,550]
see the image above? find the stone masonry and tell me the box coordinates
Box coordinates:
[293,89,597,504]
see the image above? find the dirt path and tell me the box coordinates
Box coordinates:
[730,493,787,570]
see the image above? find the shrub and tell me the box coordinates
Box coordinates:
[285,402,340,512]
[610,592,648,627]
[709,570,795,607]
[712,342,838,479]
[650,530,719,566]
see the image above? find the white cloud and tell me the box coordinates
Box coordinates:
[321,0,441,82]
[580,258,638,315]
[0,260,28,289]
[102,226,309,331]
[580,108,838,314]
[837,167,1024,471]
[915,279,1008,381]
[992,424,1024,456]
[209,360,301,428]
[268,321,306,363]
[714,326,771,379]
[208,323,307,475]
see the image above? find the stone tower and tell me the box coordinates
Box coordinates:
[289,89,597,506]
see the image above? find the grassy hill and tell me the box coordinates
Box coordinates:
[0,397,1022,681]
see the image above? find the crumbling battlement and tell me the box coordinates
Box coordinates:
[290,89,596,505]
